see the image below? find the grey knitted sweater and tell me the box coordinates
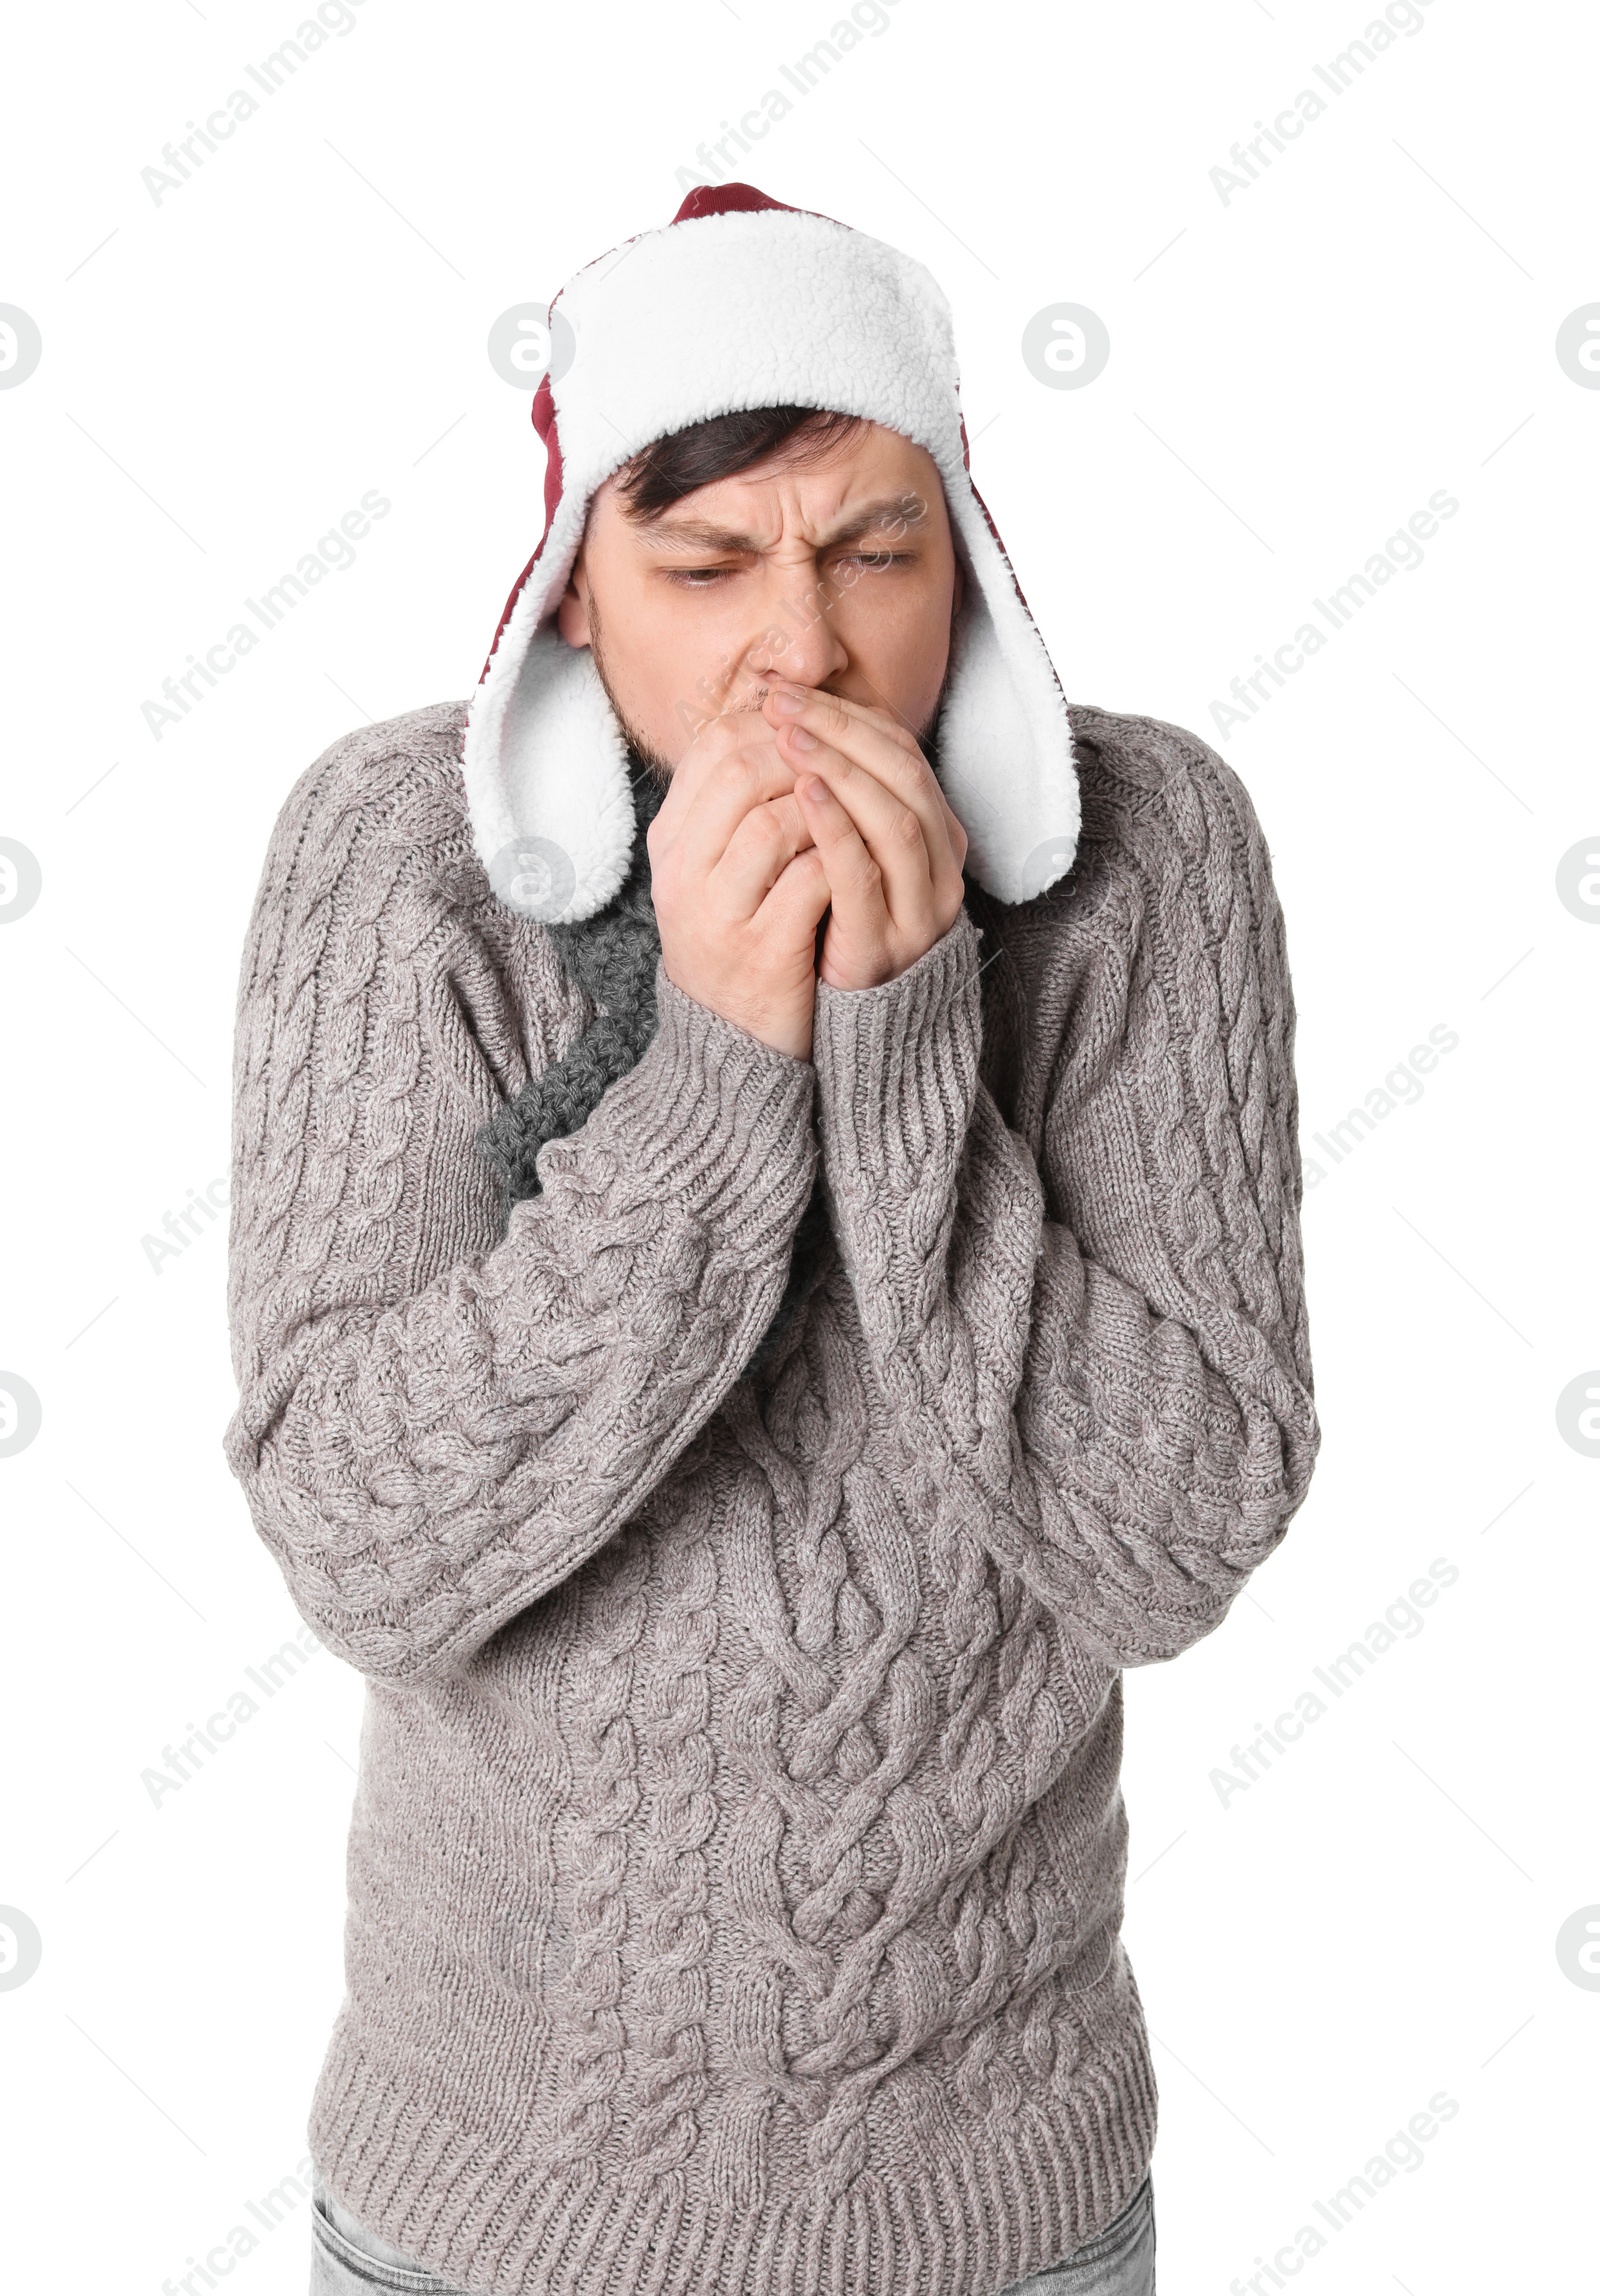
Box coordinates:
[222,696,1319,2296]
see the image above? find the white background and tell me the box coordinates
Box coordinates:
[1,0,1595,2289]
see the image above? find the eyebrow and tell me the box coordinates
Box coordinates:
[635,493,929,555]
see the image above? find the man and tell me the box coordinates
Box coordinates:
[223,183,1320,2296]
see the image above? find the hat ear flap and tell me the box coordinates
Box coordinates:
[466,623,635,923]
[933,501,1082,904]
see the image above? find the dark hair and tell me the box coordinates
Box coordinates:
[614,405,866,520]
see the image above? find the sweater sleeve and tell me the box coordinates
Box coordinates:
[809,728,1320,1669]
[222,737,817,1688]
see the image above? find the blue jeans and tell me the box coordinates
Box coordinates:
[309,2166,1155,2294]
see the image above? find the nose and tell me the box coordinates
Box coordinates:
[742,561,849,692]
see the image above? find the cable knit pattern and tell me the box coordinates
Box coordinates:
[223,697,1319,2296]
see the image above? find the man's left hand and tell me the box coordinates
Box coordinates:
[760,682,969,990]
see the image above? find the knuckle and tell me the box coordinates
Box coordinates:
[713,750,761,796]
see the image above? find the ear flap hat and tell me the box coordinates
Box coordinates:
[462,181,1081,924]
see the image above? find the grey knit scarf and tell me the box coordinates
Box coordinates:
[476,754,834,1378]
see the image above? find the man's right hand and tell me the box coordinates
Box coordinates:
[647,711,833,1060]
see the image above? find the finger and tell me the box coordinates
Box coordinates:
[762,684,967,881]
[803,687,968,877]
[794,771,904,987]
[793,769,894,950]
[650,706,784,839]
[707,789,815,920]
[764,684,923,777]
[781,731,936,931]
[757,841,833,940]
[652,726,796,887]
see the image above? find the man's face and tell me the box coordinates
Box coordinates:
[554,419,964,772]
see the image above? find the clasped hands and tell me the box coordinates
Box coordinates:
[648,681,969,1060]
